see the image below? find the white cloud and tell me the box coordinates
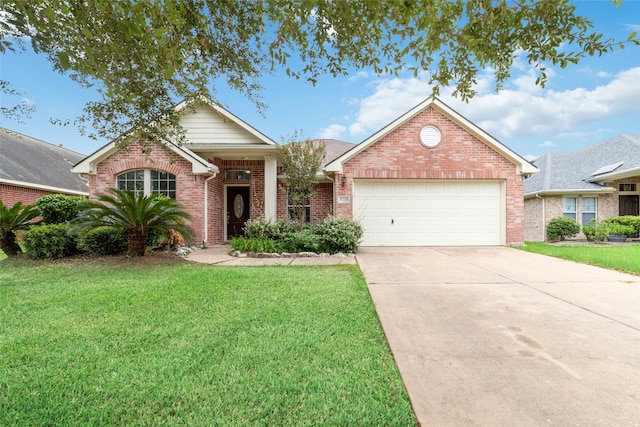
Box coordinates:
[323,66,640,144]
[319,124,346,139]
[524,154,539,162]
[538,140,556,148]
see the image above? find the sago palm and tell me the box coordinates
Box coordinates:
[70,189,194,256]
[0,200,40,256]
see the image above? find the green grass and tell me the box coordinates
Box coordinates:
[0,257,415,426]
[521,242,640,275]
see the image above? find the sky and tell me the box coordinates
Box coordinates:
[1,1,639,162]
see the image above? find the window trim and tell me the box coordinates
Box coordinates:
[116,169,176,198]
[581,196,597,225]
[562,197,577,221]
[287,189,311,224]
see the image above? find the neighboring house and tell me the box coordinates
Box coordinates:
[0,128,88,206]
[72,97,536,246]
[523,134,640,242]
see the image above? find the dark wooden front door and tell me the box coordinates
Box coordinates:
[619,195,639,216]
[227,186,250,238]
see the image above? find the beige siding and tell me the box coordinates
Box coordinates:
[181,104,265,145]
[524,197,545,242]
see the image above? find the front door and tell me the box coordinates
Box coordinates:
[619,195,639,216]
[227,186,250,238]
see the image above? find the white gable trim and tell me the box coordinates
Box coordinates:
[71,141,219,176]
[325,97,537,175]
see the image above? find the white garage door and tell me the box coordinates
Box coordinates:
[354,180,502,246]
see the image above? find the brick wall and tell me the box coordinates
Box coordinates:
[275,182,334,223]
[333,106,526,245]
[0,184,81,207]
[92,140,207,244]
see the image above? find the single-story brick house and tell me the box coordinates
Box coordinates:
[72,97,536,246]
[1,128,88,206]
[524,134,640,242]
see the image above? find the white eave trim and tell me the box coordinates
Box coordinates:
[324,97,538,175]
[0,178,89,196]
[524,187,616,199]
[71,141,219,176]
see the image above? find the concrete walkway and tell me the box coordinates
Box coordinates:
[357,247,640,426]
[186,245,357,266]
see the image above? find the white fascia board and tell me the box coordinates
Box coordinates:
[0,178,89,196]
[71,140,218,176]
[586,167,640,183]
[524,187,616,199]
[71,142,118,174]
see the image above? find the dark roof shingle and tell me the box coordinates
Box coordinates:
[0,129,88,194]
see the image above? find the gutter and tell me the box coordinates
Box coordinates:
[0,178,89,197]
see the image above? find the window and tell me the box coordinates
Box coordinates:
[619,183,637,192]
[225,170,251,181]
[582,197,596,225]
[116,169,176,198]
[287,190,311,224]
[562,197,577,221]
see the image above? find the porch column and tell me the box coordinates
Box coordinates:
[264,155,277,222]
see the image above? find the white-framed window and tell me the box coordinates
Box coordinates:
[582,197,597,225]
[562,197,577,221]
[116,169,176,198]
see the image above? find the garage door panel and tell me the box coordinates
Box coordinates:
[354,180,501,246]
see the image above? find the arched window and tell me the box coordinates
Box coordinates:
[116,169,176,198]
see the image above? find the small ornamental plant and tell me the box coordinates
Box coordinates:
[546,216,580,241]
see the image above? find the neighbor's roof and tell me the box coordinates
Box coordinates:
[0,128,88,195]
[319,139,356,168]
[524,134,640,197]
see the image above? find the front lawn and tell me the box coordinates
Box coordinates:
[0,256,415,426]
[521,242,640,275]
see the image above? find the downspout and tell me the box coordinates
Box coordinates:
[203,170,218,247]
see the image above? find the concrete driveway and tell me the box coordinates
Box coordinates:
[356,247,640,426]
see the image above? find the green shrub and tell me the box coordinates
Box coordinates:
[280,230,323,253]
[546,216,580,241]
[22,224,77,259]
[36,194,86,224]
[243,218,297,240]
[77,227,128,255]
[230,237,279,254]
[315,216,363,254]
[604,216,640,235]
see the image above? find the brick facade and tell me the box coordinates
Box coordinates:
[0,184,80,207]
[91,140,209,244]
[334,106,525,245]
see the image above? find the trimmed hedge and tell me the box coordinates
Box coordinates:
[22,223,77,259]
[36,194,86,224]
[546,216,580,241]
[77,227,128,256]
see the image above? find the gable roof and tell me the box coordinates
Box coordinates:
[73,98,277,175]
[524,134,640,197]
[1,129,88,195]
[325,97,537,175]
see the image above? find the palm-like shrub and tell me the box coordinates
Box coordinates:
[0,200,40,256]
[70,189,194,256]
